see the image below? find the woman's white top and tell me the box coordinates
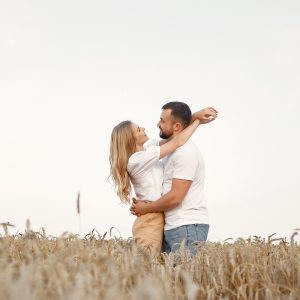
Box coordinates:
[127,139,163,201]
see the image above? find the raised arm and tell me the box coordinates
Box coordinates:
[159,119,200,159]
[158,106,218,159]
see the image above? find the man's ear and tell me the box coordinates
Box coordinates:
[173,122,183,132]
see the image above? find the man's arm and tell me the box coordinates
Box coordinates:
[130,179,192,215]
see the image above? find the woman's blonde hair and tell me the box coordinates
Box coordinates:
[109,120,136,204]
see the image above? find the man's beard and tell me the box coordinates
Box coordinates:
[159,131,172,139]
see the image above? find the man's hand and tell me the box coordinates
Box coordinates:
[130,198,151,216]
[193,107,218,124]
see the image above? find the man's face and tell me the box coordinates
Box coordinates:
[157,109,175,139]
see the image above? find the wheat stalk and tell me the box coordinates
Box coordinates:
[77,191,82,236]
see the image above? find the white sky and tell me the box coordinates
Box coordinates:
[1,1,299,242]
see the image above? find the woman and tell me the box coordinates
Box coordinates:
[109,108,217,257]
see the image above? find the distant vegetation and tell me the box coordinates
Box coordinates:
[0,225,299,299]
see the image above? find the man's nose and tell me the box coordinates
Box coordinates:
[157,121,160,127]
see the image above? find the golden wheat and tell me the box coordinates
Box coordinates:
[0,229,299,300]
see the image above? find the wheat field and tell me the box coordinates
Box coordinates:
[0,226,299,300]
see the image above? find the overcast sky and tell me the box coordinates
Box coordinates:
[1,1,299,242]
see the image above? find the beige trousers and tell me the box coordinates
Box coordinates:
[132,212,164,257]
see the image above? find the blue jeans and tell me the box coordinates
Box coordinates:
[163,224,209,255]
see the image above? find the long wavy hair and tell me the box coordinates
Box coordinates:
[109,120,136,204]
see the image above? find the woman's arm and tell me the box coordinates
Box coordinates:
[159,107,218,147]
[159,119,200,159]
[159,139,168,146]
[158,106,218,159]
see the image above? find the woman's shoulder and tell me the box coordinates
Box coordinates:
[128,151,144,165]
[127,145,160,171]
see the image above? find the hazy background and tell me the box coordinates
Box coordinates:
[1,0,299,241]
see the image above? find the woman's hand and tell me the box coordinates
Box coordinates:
[192,107,218,124]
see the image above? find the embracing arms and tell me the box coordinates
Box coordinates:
[130,178,192,216]
[158,107,218,159]
[130,106,218,215]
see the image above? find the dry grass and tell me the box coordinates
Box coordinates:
[0,227,299,300]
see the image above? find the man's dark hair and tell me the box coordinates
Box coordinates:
[162,101,191,128]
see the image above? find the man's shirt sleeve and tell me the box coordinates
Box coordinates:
[172,147,197,181]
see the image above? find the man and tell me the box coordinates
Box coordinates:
[130,101,217,254]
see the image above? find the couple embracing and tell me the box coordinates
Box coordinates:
[109,101,218,256]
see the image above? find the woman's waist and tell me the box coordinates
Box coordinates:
[133,212,164,229]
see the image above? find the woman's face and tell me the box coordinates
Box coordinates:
[132,123,149,146]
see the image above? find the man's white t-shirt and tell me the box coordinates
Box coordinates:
[162,140,209,230]
[127,139,163,201]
